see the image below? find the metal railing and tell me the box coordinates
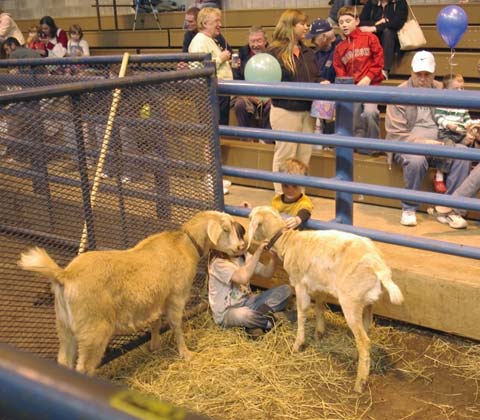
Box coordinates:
[218,79,480,260]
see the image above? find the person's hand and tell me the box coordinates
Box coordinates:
[219,49,231,63]
[285,216,301,230]
[357,76,372,86]
[319,80,331,85]
[254,240,270,256]
[374,18,387,26]
[359,26,376,33]
[447,123,458,132]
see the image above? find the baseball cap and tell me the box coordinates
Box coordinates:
[411,50,435,73]
[306,19,332,39]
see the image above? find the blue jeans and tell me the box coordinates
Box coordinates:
[452,163,480,215]
[354,103,379,139]
[221,285,292,330]
[394,145,471,211]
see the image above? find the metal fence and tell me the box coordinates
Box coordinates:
[0,62,221,362]
[218,79,480,260]
[0,53,209,90]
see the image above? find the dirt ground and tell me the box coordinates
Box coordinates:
[99,309,480,420]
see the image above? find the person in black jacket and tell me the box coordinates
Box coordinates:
[359,0,408,78]
[268,9,322,194]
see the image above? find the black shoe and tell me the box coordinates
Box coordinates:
[245,327,266,340]
[273,310,297,324]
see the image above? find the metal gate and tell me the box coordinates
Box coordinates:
[0,56,222,363]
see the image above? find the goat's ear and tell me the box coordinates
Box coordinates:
[207,219,223,246]
[247,217,259,250]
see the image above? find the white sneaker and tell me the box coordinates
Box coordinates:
[223,179,231,195]
[400,210,417,226]
[437,213,467,229]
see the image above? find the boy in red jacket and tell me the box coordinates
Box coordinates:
[333,6,384,146]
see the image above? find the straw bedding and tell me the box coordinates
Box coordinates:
[99,305,480,420]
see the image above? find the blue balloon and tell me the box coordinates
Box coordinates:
[437,6,468,49]
[244,53,282,83]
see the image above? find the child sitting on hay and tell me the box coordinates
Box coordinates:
[208,222,292,338]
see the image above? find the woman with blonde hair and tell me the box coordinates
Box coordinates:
[268,9,320,194]
[189,7,233,125]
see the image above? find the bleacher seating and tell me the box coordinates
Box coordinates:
[15,4,480,83]
[12,5,480,208]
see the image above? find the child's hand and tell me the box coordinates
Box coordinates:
[447,123,458,132]
[219,50,231,63]
[357,76,372,86]
[285,216,301,230]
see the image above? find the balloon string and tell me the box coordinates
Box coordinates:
[449,49,458,79]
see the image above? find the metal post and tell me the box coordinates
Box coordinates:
[0,342,209,420]
[206,60,224,210]
[72,95,97,251]
[334,77,354,225]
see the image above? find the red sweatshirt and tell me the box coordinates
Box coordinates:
[333,28,384,86]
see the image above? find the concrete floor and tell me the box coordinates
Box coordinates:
[224,184,480,340]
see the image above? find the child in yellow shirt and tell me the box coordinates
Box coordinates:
[271,158,313,229]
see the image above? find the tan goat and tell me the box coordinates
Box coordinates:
[19,211,244,375]
[247,206,404,393]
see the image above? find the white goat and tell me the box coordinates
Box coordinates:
[19,211,244,375]
[247,206,404,393]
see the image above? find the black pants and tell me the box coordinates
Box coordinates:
[218,95,230,126]
[376,27,397,72]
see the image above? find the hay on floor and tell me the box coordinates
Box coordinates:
[99,306,480,420]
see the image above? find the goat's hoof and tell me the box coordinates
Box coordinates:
[354,379,367,394]
[292,341,304,353]
[149,342,161,352]
[180,349,194,361]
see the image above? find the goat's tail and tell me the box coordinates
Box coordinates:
[18,247,65,285]
[379,271,404,305]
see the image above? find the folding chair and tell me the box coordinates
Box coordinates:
[133,0,162,31]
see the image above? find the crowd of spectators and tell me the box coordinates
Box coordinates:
[1,4,479,229]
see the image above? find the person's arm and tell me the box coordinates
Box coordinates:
[57,29,68,48]
[358,35,383,85]
[80,39,90,57]
[254,253,276,278]
[386,101,441,145]
[332,47,347,78]
[384,0,408,31]
[230,242,268,285]
[359,1,375,27]
[0,14,13,41]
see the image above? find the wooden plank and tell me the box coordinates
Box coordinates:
[84,30,169,48]
[392,51,480,79]
[421,26,480,50]
[14,4,480,32]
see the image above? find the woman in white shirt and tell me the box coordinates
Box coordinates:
[188,7,232,125]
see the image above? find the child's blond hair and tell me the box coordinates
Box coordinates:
[442,73,464,89]
[27,25,41,43]
[69,24,84,39]
[337,6,359,20]
[279,158,309,176]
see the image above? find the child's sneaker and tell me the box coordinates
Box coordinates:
[433,178,447,193]
[437,213,468,229]
[245,327,266,340]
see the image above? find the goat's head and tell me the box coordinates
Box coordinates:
[205,212,246,256]
[247,206,286,248]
